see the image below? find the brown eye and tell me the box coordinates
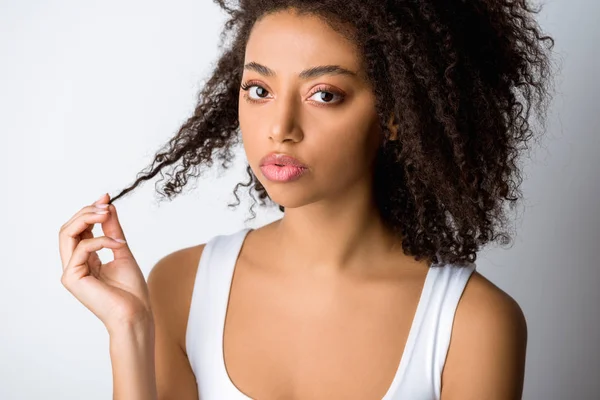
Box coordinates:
[254,87,269,98]
[317,92,334,102]
[241,82,271,101]
[307,86,344,105]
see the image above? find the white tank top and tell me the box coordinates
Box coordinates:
[186,227,476,400]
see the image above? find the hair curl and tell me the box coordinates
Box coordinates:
[107,0,556,265]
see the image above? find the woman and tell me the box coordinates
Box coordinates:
[58,0,555,399]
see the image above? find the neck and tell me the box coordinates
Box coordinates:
[273,190,403,276]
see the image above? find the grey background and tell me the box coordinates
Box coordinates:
[0,0,597,399]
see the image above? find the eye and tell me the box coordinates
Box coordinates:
[240,81,271,102]
[307,86,344,105]
[248,86,271,100]
[240,81,345,106]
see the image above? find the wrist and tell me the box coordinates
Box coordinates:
[107,312,154,338]
[107,314,157,400]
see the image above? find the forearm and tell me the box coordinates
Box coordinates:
[109,317,157,400]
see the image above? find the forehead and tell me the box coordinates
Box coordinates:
[244,10,362,75]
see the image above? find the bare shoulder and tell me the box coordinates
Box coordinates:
[147,243,207,350]
[146,244,207,400]
[453,270,527,330]
[441,270,528,400]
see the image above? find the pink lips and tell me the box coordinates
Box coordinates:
[259,153,308,182]
[260,165,307,182]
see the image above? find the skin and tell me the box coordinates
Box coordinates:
[238,9,404,277]
[59,8,528,400]
[59,193,157,400]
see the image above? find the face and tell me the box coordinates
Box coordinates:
[239,9,382,209]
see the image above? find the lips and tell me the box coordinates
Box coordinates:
[259,152,308,169]
[260,164,307,182]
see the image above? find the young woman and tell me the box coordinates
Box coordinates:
[58,1,555,399]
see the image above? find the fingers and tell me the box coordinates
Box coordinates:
[58,210,111,269]
[65,235,125,271]
[80,228,102,274]
[95,192,109,205]
[59,193,132,273]
[99,198,131,260]
[60,203,108,233]
[60,236,116,322]
[60,193,110,231]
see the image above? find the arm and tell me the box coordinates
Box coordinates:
[58,196,198,400]
[146,246,204,400]
[109,316,157,400]
[440,272,528,400]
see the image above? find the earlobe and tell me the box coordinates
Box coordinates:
[387,113,399,141]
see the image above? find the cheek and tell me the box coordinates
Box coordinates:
[238,104,258,158]
[307,127,378,188]
[311,109,379,164]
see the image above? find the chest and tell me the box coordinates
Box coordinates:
[222,260,427,400]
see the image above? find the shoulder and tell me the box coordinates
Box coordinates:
[452,270,527,331]
[148,243,206,291]
[441,270,528,399]
[147,243,207,350]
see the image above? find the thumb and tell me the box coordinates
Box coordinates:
[101,201,132,259]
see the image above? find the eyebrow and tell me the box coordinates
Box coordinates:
[243,61,357,79]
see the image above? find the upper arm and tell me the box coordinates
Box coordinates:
[147,244,206,400]
[440,271,528,400]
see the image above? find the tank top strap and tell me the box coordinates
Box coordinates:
[432,262,476,386]
[185,227,253,399]
[394,261,476,399]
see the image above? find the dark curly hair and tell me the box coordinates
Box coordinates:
[107,0,556,265]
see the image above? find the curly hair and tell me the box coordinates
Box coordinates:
[107,0,556,265]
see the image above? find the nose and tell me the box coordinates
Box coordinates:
[268,93,303,144]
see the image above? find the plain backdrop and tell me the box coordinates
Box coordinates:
[0,0,598,399]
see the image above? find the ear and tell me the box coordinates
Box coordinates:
[387,113,399,141]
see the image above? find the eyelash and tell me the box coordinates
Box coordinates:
[240,80,345,106]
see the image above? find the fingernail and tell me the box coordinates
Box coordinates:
[110,237,127,243]
[94,210,109,214]
[96,193,106,203]
[95,203,109,209]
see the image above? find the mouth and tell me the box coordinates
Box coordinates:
[259,163,308,182]
[259,152,308,169]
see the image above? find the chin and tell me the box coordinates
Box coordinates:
[264,189,322,211]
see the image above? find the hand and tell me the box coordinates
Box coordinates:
[59,193,152,334]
